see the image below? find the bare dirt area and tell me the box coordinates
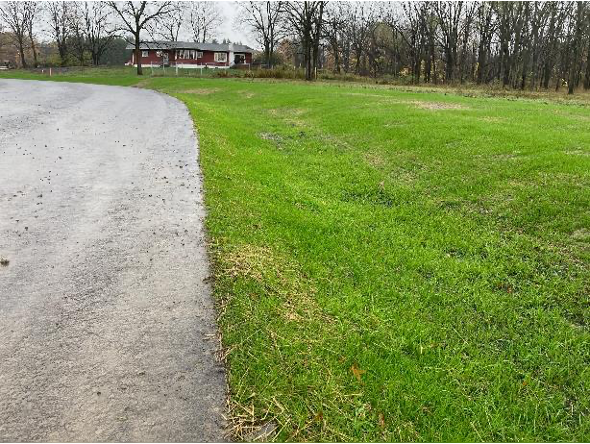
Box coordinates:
[0,79,226,442]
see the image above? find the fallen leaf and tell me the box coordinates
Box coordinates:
[314,410,323,423]
[351,363,366,382]
[378,412,385,428]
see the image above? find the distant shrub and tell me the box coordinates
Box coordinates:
[318,71,365,82]
[245,66,306,80]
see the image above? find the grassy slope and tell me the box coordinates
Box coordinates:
[2,70,589,441]
[155,78,589,442]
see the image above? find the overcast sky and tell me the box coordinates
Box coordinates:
[216,2,258,48]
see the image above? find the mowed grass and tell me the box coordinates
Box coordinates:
[0,66,144,86]
[0,66,244,86]
[151,78,589,442]
[3,70,590,441]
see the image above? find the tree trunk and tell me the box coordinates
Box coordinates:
[305,34,312,80]
[264,42,271,68]
[568,2,584,95]
[331,39,341,73]
[58,39,68,66]
[135,36,143,76]
[18,40,27,68]
[445,49,454,82]
[29,34,38,67]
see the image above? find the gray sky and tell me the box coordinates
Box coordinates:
[216,1,258,48]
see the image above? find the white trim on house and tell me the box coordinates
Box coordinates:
[129,63,231,69]
[174,64,230,69]
[176,50,204,60]
[233,53,247,64]
[214,52,228,63]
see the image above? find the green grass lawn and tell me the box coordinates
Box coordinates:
[0,66,145,86]
[2,69,589,441]
[0,65,244,86]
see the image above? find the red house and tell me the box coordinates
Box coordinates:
[126,41,254,69]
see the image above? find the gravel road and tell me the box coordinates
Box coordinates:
[0,79,227,442]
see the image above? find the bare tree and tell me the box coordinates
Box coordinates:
[0,1,29,67]
[323,2,350,74]
[71,1,116,66]
[568,1,586,94]
[284,1,326,80]
[239,1,283,68]
[0,20,4,60]
[434,1,464,82]
[399,2,427,83]
[23,2,39,67]
[299,0,590,94]
[69,2,88,64]
[107,1,174,75]
[46,1,73,66]
[348,2,378,76]
[188,2,223,43]
[380,3,406,78]
[153,1,184,42]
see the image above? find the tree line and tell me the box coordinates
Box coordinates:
[2,1,589,94]
[0,1,224,69]
[242,1,590,93]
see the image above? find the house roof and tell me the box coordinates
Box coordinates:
[126,41,254,53]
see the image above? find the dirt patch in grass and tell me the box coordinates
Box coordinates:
[269,107,306,117]
[223,244,322,323]
[180,88,220,95]
[555,110,590,122]
[224,244,276,283]
[480,115,505,123]
[342,92,389,98]
[564,149,590,157]
[238,90,256,99]
[390,168,419,185]
[219,244,331,440]
[259,132,283,143]
[268,108,308,127]
[481,152,525,161]
[411,101,468,110]
[365,152,387,169]
[133,79,152,89]
[571,229,590,241]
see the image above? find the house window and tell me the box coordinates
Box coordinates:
[177,50,203,60]
[234,54,246,64]
[214,52,227,63]
[141,50,149,58]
